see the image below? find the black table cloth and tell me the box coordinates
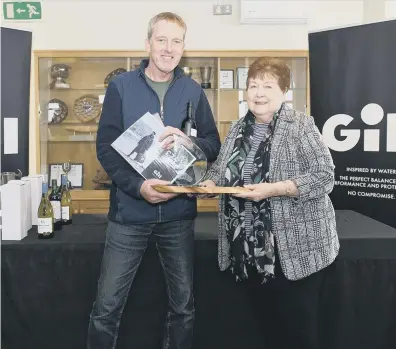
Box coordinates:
[2,210,396,349]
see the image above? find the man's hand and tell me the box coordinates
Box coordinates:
[187,179,217,199]
[159,126,189,150]
[140,179,178,204]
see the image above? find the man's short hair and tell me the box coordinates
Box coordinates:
[147,12,187,40]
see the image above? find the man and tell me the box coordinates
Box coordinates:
[87,11,221,349]
[128,130,156,163]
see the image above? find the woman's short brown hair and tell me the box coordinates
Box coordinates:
[247,57,291,92]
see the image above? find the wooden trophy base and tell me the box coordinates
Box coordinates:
[152,185,251,194]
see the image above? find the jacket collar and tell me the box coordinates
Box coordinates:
[277,102,295,123]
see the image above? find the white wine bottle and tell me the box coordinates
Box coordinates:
[60,174,72,225]
[38,182,54,239]
[49,179,62,231]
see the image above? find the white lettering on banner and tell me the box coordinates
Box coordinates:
[335,168,396,200]
[322,103,396,152]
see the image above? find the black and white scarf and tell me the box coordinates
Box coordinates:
[224,108,280,284]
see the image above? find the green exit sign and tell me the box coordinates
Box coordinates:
[2,2,42,20]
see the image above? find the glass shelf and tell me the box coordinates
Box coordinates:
[47,87,106,91]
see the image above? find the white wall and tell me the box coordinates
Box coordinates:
[2,0,371,50]
[386,0,396,17]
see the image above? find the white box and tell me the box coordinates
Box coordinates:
[19,178,33,230]
[0,182,28,241]
[7,180,29,235]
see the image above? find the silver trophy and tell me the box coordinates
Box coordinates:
[50,64,71,89]
[199,66,212,89]
[182,66,193,77]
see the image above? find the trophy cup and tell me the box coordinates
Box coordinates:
[50,64,71,89]
[199,66,212,89]
[182,66,193,77]
[62,161,72,188]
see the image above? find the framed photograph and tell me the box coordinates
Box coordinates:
[48,163,84,188]
[236,67,249,90]
[239,100,248,119]
[219,69,234,89]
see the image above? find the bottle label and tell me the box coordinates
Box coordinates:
[50,201,61,221]
[62,206,70,220]
[38,218,53,234]
[191,128,197,137]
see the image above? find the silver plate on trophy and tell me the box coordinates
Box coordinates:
[48,98,68,124]
[104,68,127,88]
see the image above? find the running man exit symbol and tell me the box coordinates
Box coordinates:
[2,2,42,20]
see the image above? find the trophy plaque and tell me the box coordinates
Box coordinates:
[48,98,68,123]
[104,68,127,88]
[50,64,71,89]
[73,94,101,123]
[200,66,212,89]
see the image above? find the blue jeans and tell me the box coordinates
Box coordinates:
[87,219,195,349]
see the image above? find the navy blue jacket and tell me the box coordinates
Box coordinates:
[96,59,221,224]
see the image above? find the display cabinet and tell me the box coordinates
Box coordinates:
[32,50,309,214]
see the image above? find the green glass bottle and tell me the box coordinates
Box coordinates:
[60,174,72,225]
[37,182,54,239]
[49,179,62,231]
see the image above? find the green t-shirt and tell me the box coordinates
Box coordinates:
[145,74,172,119]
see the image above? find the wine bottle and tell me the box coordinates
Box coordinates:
[60,174,72,225]
[182,102,196,136]
[49,179,62,231]
[38,182,54,239]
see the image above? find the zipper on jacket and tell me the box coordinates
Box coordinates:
[139,70,179,122]
[158,204,162,223]
[138,70,180,223]
[159,76,178,121]
[156,76,179,223]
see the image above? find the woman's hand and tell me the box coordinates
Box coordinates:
[233,181,298,201]
[199,180,216,188]
[187,179,217,199]
[233,183,277,202]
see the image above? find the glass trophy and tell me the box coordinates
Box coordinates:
[172,134,207,186]
[152,134,250,194]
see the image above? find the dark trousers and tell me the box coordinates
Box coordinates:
[87,220,195,349]
[246,246,335,349]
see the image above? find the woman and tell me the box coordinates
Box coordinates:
[201,57,339,349]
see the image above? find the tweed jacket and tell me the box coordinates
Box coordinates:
[205,104,340,281]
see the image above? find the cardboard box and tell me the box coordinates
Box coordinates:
[0,181,28,241]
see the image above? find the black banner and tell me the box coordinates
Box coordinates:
[1,27,32,176]
[309,20,396,228]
